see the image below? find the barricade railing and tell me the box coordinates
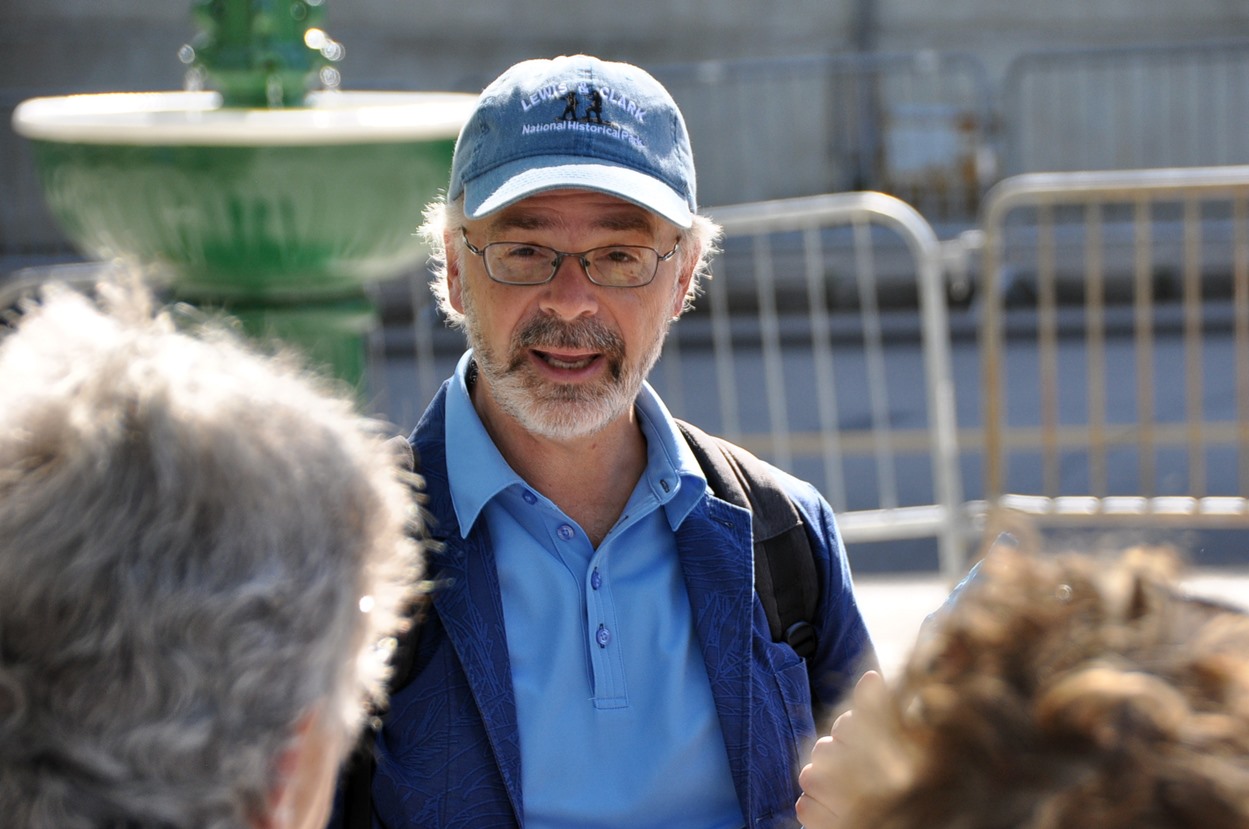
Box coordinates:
[669,192,967,580]
[651,53,996,221]
[977,166,1249,529]
[1002,39,1249,177]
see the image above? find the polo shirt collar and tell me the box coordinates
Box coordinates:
[633,382,707,531]
[444,350,708,538]
[445,352,524,538]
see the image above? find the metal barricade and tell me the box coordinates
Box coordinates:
[651,53,996,221]
[659,192,966,579]
[977,166,1249,529]
[1002,40,1249,177]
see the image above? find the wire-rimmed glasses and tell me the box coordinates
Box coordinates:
[461,228,679,288]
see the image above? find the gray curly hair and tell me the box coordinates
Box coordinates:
[418,196,722,328]
[0,282,423,828]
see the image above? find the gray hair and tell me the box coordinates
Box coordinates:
[0,282,423,828]
[418,196,723,328]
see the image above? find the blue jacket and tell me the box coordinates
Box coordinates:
[355,383,875,828]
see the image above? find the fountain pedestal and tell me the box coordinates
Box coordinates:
[12,0,473,392]
[13,88,475,389]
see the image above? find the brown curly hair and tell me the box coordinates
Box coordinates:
[838,546,1249,829]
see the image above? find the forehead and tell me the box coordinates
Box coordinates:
[480,189,663,236]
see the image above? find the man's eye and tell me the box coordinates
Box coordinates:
[498,244,548,261]
[598,247,644,265]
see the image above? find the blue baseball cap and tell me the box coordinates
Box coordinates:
[448,55,697,228]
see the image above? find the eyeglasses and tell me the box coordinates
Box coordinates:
[461,228,679,288]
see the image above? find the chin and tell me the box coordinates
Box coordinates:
[514,393,629,440]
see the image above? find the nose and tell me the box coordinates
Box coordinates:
[538,253,599,320]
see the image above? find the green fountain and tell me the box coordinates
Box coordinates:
[12,0,475,389]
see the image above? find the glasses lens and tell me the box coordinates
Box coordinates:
[484,243,559,284]
[586,246,658,286]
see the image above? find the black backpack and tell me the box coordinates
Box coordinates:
[341,423,821,827]
[673,419,820,658]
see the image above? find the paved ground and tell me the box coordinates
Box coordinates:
[854,567,1249,680]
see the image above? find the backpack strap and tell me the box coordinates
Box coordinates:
[674,419,820,659]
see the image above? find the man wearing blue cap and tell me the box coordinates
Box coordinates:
[342,54,876,829]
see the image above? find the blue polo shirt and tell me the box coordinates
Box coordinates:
[445,352,745,829]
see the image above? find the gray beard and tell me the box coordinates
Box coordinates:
[462,301,670,441]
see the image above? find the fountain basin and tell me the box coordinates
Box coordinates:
[13,90,476,301]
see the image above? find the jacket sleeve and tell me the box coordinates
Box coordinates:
[780,475,879,717]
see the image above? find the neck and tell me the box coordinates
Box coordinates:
[471,377,647,547]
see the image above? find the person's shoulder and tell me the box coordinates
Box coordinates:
[703,432,831,517]
[406,383,454,499]
[730,440,826,508]
[761,459,824,506]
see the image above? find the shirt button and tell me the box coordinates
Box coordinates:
[522,490,537,505]
[595,625,611,648]
[557,524,575,541]
[590,569,602,590]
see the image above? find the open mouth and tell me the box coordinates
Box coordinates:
[533,349,600,371]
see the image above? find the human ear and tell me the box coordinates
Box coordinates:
[669,252,697,319]
[256,709,343,829]
[445,230,467,315]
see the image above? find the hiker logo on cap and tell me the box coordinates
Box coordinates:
[515,81,647,152]
[555,87,609,125]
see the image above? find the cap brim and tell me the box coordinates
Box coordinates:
[464,157,694,228]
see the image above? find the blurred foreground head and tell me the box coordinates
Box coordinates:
[838,545,1249,829]
[0,283,424,829]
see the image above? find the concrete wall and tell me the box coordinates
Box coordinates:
[4,0,1248,95]
[4,1,1248,221]
[1,0,854,93]
[881,0,1249,82]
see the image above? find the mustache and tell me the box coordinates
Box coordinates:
[516,314,624,356]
